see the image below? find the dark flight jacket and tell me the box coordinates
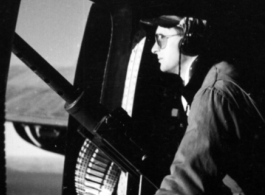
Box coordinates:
[155,61,265,195]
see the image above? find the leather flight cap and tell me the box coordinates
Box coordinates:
[141,15,183,28]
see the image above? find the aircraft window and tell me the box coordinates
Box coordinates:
[5,1,92,195]
[7,0,92,125]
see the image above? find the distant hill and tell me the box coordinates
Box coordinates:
[5,64,75,126]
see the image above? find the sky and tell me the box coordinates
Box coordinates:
[10,0,92,67]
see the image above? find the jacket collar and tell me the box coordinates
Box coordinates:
[182,58,248,106]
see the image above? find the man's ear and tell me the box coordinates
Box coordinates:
[179,17,207,56]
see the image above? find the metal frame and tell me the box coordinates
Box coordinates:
[0,1,21,194]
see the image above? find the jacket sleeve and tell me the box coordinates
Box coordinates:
[155,87,241,195]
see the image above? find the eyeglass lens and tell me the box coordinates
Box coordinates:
[155,35,166,49]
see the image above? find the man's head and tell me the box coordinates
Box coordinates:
[142,15,206,80]
[142,15,185,74]
[151,23,185,74]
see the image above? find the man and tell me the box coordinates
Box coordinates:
[143,15,265,195]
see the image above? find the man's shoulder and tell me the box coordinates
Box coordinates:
[194,61,250,105]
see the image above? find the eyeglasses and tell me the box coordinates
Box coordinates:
[155,34,179,50]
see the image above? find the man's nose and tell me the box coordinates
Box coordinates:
[151,42,159,54]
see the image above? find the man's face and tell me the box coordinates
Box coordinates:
[151,26,183,74]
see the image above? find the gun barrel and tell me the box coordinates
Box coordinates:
[12,33,78,103]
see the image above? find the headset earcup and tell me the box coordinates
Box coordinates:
[178,37,186,54]
[179,18,206,56]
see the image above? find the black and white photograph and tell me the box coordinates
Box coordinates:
[1,0,265,195]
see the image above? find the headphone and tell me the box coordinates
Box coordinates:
[179,17,207,56]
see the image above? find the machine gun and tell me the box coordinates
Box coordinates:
[12,32,158,194]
